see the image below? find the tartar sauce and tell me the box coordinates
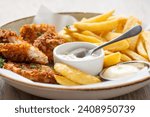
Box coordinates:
[59,48,99,60]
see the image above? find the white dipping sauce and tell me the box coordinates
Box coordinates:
[103,64,140,79]
[59,48,99,60]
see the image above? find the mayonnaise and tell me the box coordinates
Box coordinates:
[102,64,141,79]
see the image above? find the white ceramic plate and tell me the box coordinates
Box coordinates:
[0,13,150,99]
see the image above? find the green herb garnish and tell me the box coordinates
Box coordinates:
[37,32,42,37]
[0,57,5,68]
[30,64,37,69]
[66,25,70,29]
[19,65,25,69]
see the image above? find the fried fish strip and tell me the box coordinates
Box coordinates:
[0,43,48,64]
[33,30,64,63]
[20,24,55,44]
[0,29,19,43]
[3,62,56,83]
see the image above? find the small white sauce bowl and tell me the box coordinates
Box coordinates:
[53,42,104,75]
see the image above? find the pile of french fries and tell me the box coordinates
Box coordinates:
[55,10,150,86]
[59,10,150,67]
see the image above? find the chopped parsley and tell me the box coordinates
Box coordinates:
[0,57,5,68]
[30,64,37,69]
[19,65,25,69]
[37,32,42,37]
[66,25,71,29]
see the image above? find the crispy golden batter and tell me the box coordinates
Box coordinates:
[0,43,48,64]
[33,30,64,63]
[20,24,55,44]
[3,62,56,83]
[20,24,64,62]
[0,29,19,43]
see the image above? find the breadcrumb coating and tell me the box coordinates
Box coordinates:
[3,62,56,83]
[33,30,64,63]
[0,29,18,43]
[20,24,55,44]
[0,43,48,64]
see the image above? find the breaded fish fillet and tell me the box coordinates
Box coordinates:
[3,62,56,83]
[20,24,55,44]
[33,30,64,63]
[0,43,48,64]
[0,29,49,64]
[0,29,19,43]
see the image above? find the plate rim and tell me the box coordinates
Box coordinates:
[0,69,150,91]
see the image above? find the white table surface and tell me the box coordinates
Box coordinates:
[0,0,150,99]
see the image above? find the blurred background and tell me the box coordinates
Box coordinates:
[0,0,150,27]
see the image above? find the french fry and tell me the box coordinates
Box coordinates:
[121,53,132,62]
[99,31,110,40]
[81,30,102,39]
[54,63,101,85]
[59,29,66,35]
[72,32,103,43]
[64,34,76,42]
[81,18,87,22]
[103,32,129,51]
[104,52,121,67]
[64,26,78,33]
[103,32,133,52]
[104,40,129,51]
[104,50,113,55]
[54,75,79,86]
[108,15,126,20]
[127,35,139,51]
[74,19,120,33]
[59,30,75,42]
[93,43,101,46]
[137,36,148,59]
[82,10,115,23]
[141,31,150,60]
[123,16,141,32]
[81,30,106,43]
[115,17,127,33]
[108,16,127,33]
[123,16,141,50]
[107,16,117,20]
[103,32,121,41]
[121,49,148,61]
